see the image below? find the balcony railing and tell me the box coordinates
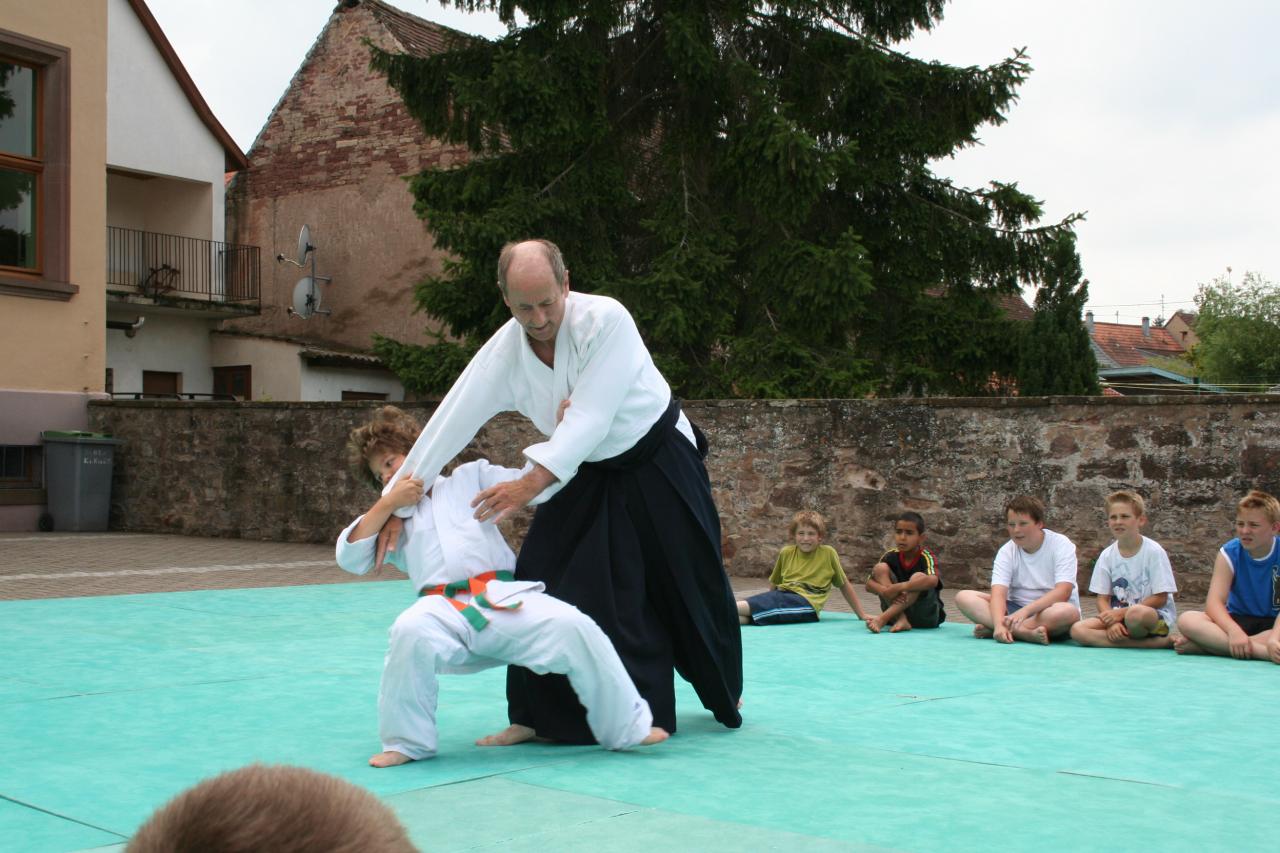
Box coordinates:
[107,226,260,305]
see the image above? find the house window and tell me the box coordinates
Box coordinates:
[213,365,252,401]
[341,390,388,401]
[143,370,182,397]
[0,444,41,488]
[0,29,71,301]
[0,61,37,270]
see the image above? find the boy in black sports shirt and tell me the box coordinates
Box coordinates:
[865,512,945,632]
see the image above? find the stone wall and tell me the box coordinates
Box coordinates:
[89,396,1280,599]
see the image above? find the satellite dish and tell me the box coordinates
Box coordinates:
[290,276,317,319]
[297,224,313,264]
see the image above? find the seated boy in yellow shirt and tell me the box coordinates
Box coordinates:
[736,510,869,625]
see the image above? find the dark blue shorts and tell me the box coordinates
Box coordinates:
[746,590,818,625]
[1230,612,1278,636]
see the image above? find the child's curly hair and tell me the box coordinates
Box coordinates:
[346,406,421,491]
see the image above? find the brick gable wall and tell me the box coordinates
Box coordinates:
[223,3,470,354]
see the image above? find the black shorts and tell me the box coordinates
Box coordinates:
[746,590,818,625]
[878,590,945,629]
[1230,612,1278,636]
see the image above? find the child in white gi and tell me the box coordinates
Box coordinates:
[337,406,666,767]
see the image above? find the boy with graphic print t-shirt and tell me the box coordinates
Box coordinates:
[1071,491,1176,649]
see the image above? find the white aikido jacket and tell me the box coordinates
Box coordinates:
[336,460,543,615]
[383,292,696,516]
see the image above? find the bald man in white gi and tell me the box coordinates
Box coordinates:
[380,238,742,744]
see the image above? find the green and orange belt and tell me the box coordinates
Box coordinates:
[418,570,521,631]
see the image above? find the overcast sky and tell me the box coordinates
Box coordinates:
[147,0,1280,324]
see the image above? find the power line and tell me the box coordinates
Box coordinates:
[1084,297,1197,309]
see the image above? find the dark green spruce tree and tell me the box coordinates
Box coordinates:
[371,0,1085,398]
[1017,234,1100,395]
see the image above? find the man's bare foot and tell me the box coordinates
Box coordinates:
[640,727,669,746]
[1173,634,1205,655]
[867,616,886,634]
[369,750,413,768]
[889,615,912,633]
[1013,625,1051,645]
[476,724,537,747]
[973,624,994,639]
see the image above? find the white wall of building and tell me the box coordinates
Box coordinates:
[210,335,301,401]
[300,364,405,402]
[106,0,225,241]
[106,311,217,396]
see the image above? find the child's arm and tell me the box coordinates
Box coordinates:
[990,585,1012,642]
[351,477,424,544]
[1204,551,1250,658]
[1137,592,1169,609]
[837,580,869,620]
[1095,592,1122,628]
[1005,582,1073,626]
[767,548,786,592]
[337,477,424,577]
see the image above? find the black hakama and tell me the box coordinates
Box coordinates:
[506,400,743,742]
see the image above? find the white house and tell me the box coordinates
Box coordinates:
[103,0,258,401]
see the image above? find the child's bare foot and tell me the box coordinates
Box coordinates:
[973,624,993,639]
[1014,625,1051,645]
[476,724,537,747]
[1173,634,1204,655]
[640,727,669,746]
[889,615,912,633]
[369,750,413,768]
[867,616,886,633]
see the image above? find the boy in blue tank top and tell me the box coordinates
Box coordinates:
[1175,490,1280,663]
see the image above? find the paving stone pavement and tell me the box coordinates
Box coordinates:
[0,532,1129,624]
[0,532,386,601]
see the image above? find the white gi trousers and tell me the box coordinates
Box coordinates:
[378,580,653,758]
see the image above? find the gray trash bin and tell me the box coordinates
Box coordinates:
[41,431,122,532]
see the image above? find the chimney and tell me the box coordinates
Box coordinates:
[1141,316,1150,337]
[1085,310,1094,333]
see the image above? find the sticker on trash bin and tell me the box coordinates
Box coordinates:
[85,449,113,464]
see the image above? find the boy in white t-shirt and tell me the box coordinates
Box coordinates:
[955,495,1081,644]
[1070,491,1177,649]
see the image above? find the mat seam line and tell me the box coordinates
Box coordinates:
[0,792,128,840]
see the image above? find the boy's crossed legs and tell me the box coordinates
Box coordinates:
[954,589,1078,644]
[373,591,666,767]
[1070,604,1172,649]
[1174,611,1280,662]
[867,564,913,633]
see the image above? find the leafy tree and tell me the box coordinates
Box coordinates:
[1016,234,1099,396]
[1192,271,1280,390]
[371,0,1083,398]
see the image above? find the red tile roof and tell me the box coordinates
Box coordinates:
[1089,321,1186,367]
[923,287,1035,321]
[363,0,475,58]
[996,292,1035,322]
